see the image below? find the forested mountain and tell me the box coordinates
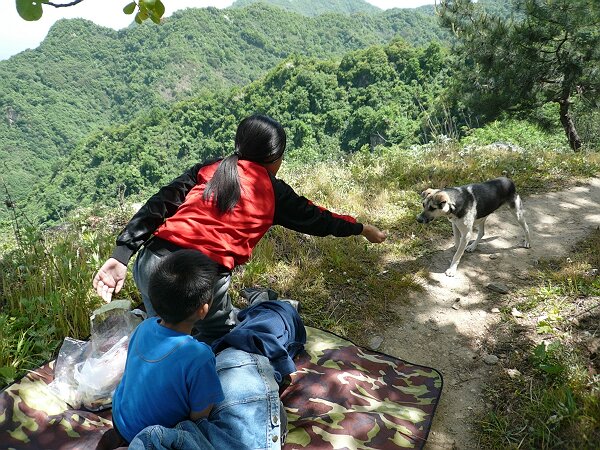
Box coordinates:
[35,38,449,222]
[231,0,380,16]
[0,3,446,223]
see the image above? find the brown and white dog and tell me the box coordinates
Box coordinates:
[417,177,531,276]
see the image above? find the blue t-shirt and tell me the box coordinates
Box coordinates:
[112,318,224,442]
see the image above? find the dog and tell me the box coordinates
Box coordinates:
[417,177,531,277]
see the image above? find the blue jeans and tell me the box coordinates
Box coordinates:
[212,348,284,449]
[127,419,225,450]
[132,245,235,343]
[128,348,284,450]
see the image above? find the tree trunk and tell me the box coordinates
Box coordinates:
[558,97,582,152]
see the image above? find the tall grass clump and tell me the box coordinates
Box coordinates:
[0,210,139,387]
[349,141,600,195]
[461,119,569,152]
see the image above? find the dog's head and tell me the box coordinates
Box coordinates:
[416,188,452,224]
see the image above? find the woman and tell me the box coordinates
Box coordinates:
[93,114,386,342]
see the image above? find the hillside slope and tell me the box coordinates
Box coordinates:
[0,4,445,219]
[35,39,449,223]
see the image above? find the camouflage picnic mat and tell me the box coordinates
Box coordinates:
[280,328,442,450]
[0,327,442,449]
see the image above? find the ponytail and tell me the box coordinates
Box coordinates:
[202,154,241,214]
[203,114,286,214]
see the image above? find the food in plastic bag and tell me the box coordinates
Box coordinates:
[49,300,144,410]
[74,335,129,410]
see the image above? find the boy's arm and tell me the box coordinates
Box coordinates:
[188,349,224,421]
[190,404,214,421]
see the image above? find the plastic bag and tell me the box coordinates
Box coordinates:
[49,337,91,408]
[74,334,129,410]
[49,300,144,410]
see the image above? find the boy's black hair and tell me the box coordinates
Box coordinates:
[148,249,217,324]
[203,114,286,214]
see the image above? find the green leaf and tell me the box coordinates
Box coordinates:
[147,0,164,24]
[539,363,563,375]
[141,0,156,7]
[154,0,165,18]
[536,324,553,334]
[123,1,136,15]
[16,0,44,21]
[536,320,553,334]
[533,343,546,360]
[134,12,143,24]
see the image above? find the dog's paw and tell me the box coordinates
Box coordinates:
[522,240,531,249]
[465,243,477,253]
[445,267,457,277]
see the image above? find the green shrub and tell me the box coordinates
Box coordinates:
[462,119,568,151]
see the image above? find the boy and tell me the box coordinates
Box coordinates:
[127,298,304,450]
[97,249,224,449]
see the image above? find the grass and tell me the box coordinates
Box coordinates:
[0,209,141,385]
[0,141,599,392]
[478,230,600,449]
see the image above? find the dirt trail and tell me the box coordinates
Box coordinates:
[381,178,600,449]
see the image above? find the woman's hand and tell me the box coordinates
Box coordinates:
[93,258,127,303]
[361,224,387,243]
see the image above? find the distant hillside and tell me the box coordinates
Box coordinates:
[231,0,380,16]
[0,3,445,222]
[35,38,450,223]
[477,0,515,19]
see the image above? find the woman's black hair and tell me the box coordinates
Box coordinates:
[203,114,286,213]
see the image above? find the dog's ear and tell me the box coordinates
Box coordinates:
[433,191,451,209]
[421,188,437,199]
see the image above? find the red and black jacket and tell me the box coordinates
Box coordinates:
[111,159,363,270]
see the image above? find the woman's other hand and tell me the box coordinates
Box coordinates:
[93,258,127,303]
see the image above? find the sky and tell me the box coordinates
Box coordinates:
[0,0,436,61]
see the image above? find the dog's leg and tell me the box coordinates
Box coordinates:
[510,195,531,248]
[452,222,460,248]
[466,218,486,252]
[446,220,471,277]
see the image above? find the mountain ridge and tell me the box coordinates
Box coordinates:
[230,0,380,16]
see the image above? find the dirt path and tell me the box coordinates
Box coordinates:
[380,178,600,449]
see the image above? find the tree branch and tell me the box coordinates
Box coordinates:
[45,0,86,8]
